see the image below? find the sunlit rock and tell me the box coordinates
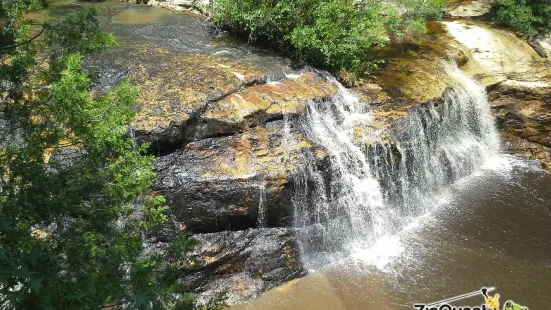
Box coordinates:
[445,0,495,18]
[443,21,551,86]
[198,73,337,139]
[126,48,267,152]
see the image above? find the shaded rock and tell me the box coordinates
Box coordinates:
[185,228,306,304]
[535,31,551,57]
[528,40,548,58]
[196,73,338,139]
[490,81,551,171]
[47,148,85,171]
[502,133,551,170]
[154,120,328,232]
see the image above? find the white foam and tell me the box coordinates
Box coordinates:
[285,73,303,79]
[351,235,404,271]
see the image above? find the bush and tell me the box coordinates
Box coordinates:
[1,5,226,309]
[210,0,445,75]
[495,0,551,35]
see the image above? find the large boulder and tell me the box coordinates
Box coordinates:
[154,120,329,233]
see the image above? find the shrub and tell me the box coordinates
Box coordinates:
[210,0,446,75]
[495,0,551,35]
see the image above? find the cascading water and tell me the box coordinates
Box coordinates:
[292,64,500,267]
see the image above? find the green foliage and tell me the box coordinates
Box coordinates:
[0,0,45,18]
[495,0,551,35]
[288,0,390,73]
[0,4,220,310]
[211,0,446,74]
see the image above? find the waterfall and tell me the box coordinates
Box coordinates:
[292,64,500,267]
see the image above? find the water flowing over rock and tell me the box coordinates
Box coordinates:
[292,64,500,266]
[443,21,551,171]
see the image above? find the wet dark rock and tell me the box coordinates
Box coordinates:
[183,228,306,304]
[528,40,548,58]
[154,120,329,233]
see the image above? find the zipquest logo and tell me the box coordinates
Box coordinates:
[414,305,493,310]
[413,288,529,310]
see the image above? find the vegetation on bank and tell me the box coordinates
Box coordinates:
[0,3,225,309]
[494,0,551,36]
[210,0,445,76]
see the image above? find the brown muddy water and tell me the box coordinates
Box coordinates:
[25,0,172,24]
[232,156,551,310]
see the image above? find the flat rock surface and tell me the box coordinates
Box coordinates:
[199,73,337,139]
[443,21,551,86]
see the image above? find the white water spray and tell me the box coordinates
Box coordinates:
[292,64,500,267]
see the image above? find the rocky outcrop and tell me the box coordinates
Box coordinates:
[154,120,329,233]
[87,40,338,302]
[443,20,551,171]
[185,228,306,304]
[490,81,551,169]
[88,2,551,302]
